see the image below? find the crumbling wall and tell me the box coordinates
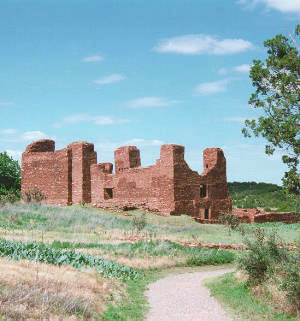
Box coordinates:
[232,208,298,224]
[22,139,232,221]
[22,140,97,205]
[91,145,176,214]
[21,140,71,205]
[91,144,232,218]
[172,147,231,220]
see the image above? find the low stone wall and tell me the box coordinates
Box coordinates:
[232,208,298,224]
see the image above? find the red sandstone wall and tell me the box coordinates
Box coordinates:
[232,208,298,224]
[22,140,96,205]
[91,145,176,214]
[21,140,71,205]
[91,144,231,218]
[172,147,231,219]
[67,142,97,204]
[22,139,231,220]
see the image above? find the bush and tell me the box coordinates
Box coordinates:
[132,213,146,233]
[0,193,19,205]
[280,261,300,310]
[22,188,47,203]
[237,228,288,284]
[219,212,240,233]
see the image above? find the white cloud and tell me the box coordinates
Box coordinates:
[1,129,17,135]
[218,68,228,75]
[93,73,125,85]
[195,79,229,95]
[63,114,130,125]
[127,97,181,108]
[96,139,164,154]
[82,55,103,62]
[238,0,300,15]
[21,131,48,141]
[0,101,14,106]
[153,34,254,55]
[124,138,164,147]
[6,149,22,160]
[233,64,251,73]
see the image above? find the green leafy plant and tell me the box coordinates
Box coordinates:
[237,228,288,284]
[0,238,141,281]
[0,151,21,196]
[243,25,300,195]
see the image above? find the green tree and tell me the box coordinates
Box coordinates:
[0,151,21,195]
[243,25,300,195]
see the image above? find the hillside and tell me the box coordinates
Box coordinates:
[228,182,298,212]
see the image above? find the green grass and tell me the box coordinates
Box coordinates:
[103,273,155,321]
[1,202,299,245]
[51,239,235,267]
[205,273,297,321]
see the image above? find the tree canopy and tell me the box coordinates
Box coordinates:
[0,151,21,195]
[243,25,300,195]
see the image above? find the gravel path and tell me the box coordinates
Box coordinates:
[146,268,233,321]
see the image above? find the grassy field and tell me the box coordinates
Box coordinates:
[0,201,299,320]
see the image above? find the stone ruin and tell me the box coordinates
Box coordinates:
[21,139,232,222]
[232,208,298,224]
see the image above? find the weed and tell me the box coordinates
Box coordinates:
[22,188,46,203]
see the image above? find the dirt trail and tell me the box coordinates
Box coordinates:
[146,268,233,321]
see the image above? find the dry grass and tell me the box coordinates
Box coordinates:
[251,278,299,317]
[0,257,121,320]
[235,270,299,317]
[75,248,186,269]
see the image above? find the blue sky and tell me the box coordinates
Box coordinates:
[1,0,299,185]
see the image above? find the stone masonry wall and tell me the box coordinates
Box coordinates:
[91,144,232,218]
[21,140,97,205]
[232,208,298,224]
[22,139,232,221]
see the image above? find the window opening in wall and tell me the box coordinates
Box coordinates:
[104,188,113,200]
[204,208,209,219]
[206,164,208,168]
[200,184,207,198]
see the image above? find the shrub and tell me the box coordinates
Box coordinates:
[0,193,19,205]
[22,188,47,203]
[280,262,300,309]
[219,212,240,233]
[132,213,146,233]
[237,228,288,284]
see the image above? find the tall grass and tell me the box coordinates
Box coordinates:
[0,202,299,244]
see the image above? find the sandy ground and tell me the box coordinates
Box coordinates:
[146,268,233,321]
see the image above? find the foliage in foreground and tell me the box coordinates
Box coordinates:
[0,238,141,281]
[237,228,300,310]
[206,273,297,321]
